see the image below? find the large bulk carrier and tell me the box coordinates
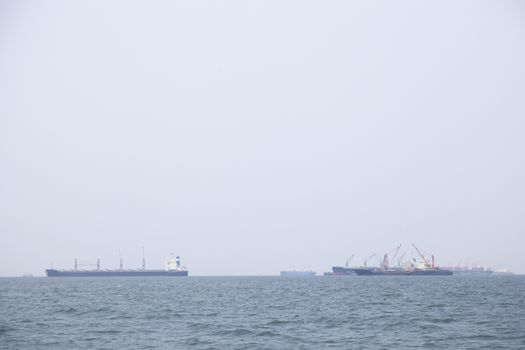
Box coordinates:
[46,255,188,277]
[353,244,452,276]
[331,244,453,276]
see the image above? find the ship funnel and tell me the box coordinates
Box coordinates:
[176,256,181,269]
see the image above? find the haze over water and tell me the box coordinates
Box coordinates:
[1,2,525,276]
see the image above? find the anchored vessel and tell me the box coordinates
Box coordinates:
[280,270,316,277]
[353,244,452,276]
[353,267,452,276]
[46,255,188,277]
[452,266,493,276]
[332,244,453,276]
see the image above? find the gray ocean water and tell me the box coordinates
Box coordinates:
[1,276,524,349]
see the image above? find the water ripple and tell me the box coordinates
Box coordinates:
[0,276,524,349]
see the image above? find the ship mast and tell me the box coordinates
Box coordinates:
[142,247,146,270]
[119,250,123,271]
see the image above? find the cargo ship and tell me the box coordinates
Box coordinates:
[46,255,188,277]
[452,266,493,276]
[280,270,316,277]
[353,267,453,276]
[352,244,453,276]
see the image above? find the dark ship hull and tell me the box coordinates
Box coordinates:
[45,269,188,277]
[332,266,355,276]
[353,268,453,276]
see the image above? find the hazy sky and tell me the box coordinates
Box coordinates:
[1,1,524,276]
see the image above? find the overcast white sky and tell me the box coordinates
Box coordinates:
[1,1,524,276]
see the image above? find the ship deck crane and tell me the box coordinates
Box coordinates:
[382,244,402,270]
[345,254,355,268]
[397,252,406,267]
[411,243,430,265]
[364,253,376,267]
[391,244,402,262]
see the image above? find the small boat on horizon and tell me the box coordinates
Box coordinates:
[280,270,316,277]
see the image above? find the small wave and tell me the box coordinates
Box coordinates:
[184,337,213,346]
[54,307,78,314]
[87,329,122,334]
[81,337,98,341]
[265,319,291,326]
[429,317,455,324]
[426,303,448,308]
[256,331,280,337]
[0,326,14,333]
[187,322,213,330]
[144,313,171,320]
[466,334,498,340]
[223,328,253,336]
[76,307,113,316]
[109,314,133,320]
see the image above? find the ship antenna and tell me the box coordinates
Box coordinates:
[142,247,146,270]
[74,258,78,271]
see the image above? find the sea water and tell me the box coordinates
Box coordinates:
[1,276,524,349]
